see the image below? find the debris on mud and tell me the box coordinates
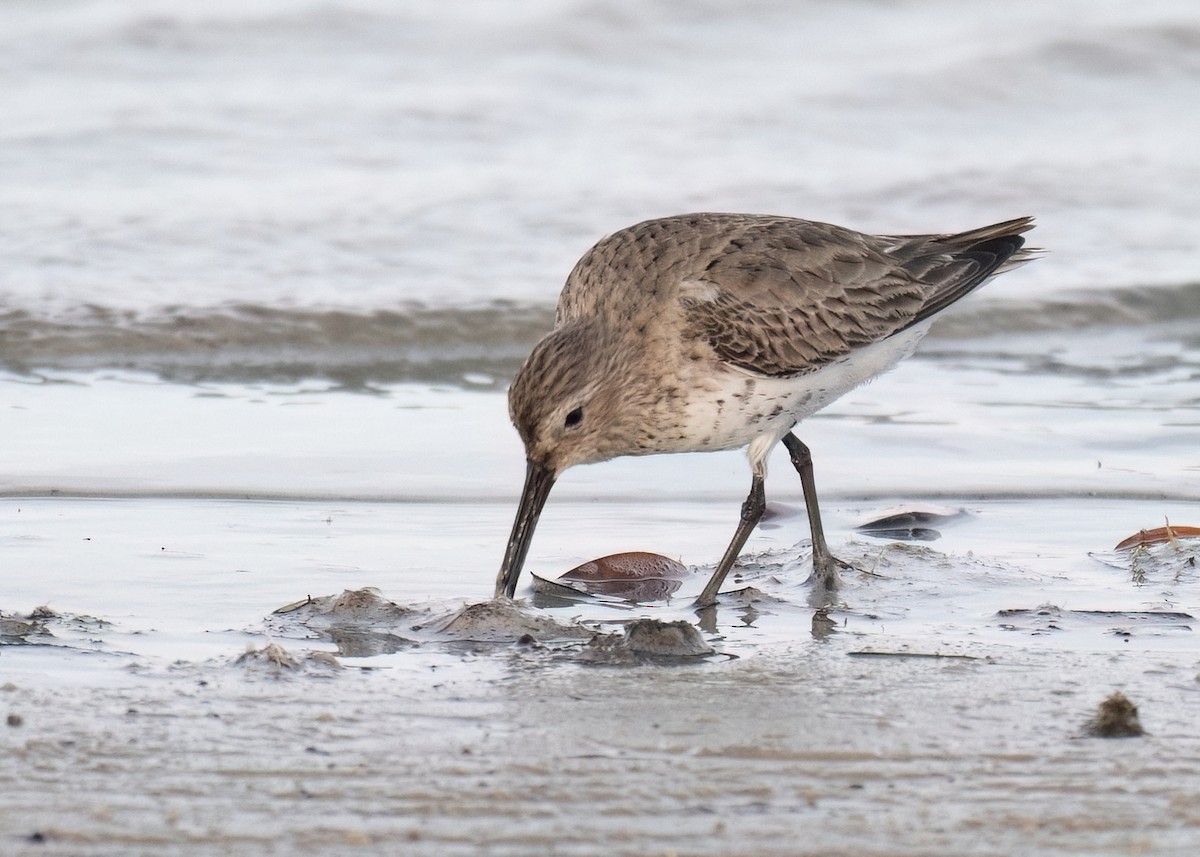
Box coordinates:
[1,606,61,641]
[0,614,45,642]
[1094,520,1200,585]
[996,605,1193,637]
[1084,692,1145,738]
[855,505,969,542]
[1,606,109,646]
[234,642,340,676]
[1114,521,1200,550]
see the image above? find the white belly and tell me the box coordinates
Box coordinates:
[673,323,932,471]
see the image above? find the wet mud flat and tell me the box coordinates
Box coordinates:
[3,495,1200,856]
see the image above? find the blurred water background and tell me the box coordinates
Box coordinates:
[2,0,1197,389]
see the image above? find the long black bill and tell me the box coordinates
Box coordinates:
[495,460,557,599]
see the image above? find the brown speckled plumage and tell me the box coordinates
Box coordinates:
[497,213,1037,603]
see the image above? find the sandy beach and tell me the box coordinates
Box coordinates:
[5,490,1200,856]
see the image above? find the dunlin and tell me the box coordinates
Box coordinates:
[496,214,1037,606]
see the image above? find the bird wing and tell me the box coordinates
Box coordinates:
[678,216,1032,377]
[678,218,927,377]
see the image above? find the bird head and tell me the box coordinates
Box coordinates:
[495,319,632,598]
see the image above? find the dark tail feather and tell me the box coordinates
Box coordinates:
[943,215,1039,273]
[903,216,1039,327]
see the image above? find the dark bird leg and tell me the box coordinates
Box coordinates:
[782,432,849,600]
[695,474,765,607]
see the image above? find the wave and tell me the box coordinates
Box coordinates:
[932,281,1200,338]
[1,282,1197,386]
[0,303,555,388]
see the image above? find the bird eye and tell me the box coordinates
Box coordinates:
[564,406,584,428]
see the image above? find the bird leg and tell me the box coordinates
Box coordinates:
[782,432,849,596]
[694,474,765,607]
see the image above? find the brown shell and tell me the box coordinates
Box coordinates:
[560,552,689,582]
[1114,524,1200,550]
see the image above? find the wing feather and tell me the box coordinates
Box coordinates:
[677,216,1033,377]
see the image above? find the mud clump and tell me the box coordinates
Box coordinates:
[234,643,341,676]
[583,618,715,664]
[236,642,299,670]
[434,599,594,642]
[273,588,419,625]
[270,589,424,656]
[1085,692,1145,738]
[272,591,594,648]
[1,606,59,642]
[625,618,713,656]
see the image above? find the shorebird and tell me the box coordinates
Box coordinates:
[495,213,1036,606]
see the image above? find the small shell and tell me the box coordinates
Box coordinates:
[550,552,692,602]
[560,551,689,582]
[1114,524,1200,551]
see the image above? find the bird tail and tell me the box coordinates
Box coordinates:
[891,216,1040,328]
[941,216,1040,274]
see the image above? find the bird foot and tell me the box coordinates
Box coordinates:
[806,550,853,607]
